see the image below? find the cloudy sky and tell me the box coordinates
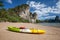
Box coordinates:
[1,0,60,20]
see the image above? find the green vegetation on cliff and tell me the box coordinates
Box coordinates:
[0,8,29,22]
[0,2,29,22]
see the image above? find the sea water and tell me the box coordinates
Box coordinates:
[39,23,60,28]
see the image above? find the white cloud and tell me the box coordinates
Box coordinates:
[33,9,49,17]
[6,0,12,4]
[26,0,60,20]
[27,1,46,10]
[56,0,60,9]
[48,0,60,14]
[44,16,56,19]
[38,16,56,20]
[27,1,52,18]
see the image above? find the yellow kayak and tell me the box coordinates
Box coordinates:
[31,29,45,34]
[8,26,45,34]
[20,28,45,34]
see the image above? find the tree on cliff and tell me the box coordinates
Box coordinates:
[13,4,29,14]
[55,16,59,22]
[0,1,4,9]
[33,12,37,19]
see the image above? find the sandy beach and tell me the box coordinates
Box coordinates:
[0,22,60,40]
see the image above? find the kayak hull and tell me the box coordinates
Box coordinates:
[8,26,45,34]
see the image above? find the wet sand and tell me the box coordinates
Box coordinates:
[0,22,60,40]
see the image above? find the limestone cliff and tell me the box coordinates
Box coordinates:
[14,4,37,23]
